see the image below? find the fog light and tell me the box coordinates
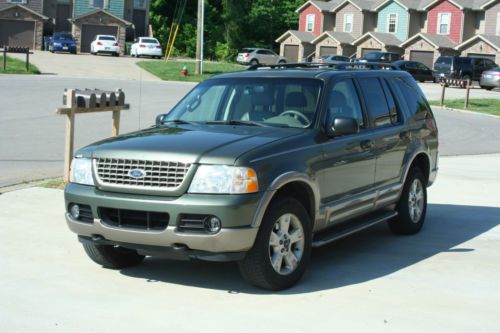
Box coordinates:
[205,216,221,233]
[70,204,80,219]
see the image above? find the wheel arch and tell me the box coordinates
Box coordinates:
[404,152,431,186]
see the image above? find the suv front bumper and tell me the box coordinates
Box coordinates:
[65,183,260,254]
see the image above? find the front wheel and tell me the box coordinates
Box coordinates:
[388,168,427,235]
[238,197,312,290]
[82,242,145,269]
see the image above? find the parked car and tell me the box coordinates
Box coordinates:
[393,60,435,82]
[48,32,77,54]
[479,67,500,90]
[236,48,287,66]
[360,52,402,63]
[90,35,120,57]
[316,55,350,64]
[433,56,497,81]
[64,64,438,291]
[131,37,163,59]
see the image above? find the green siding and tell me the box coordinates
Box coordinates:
[74,0,124,19]
[377,1,408,41]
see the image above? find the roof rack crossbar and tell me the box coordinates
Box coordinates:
[247,62,397,71]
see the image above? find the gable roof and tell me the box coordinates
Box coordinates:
[400,32,457,48]
[311,31,355,44]
[353,31,403,47]
[275,30,316,43]
[296,1,340,13]
[373,0,423,11]
[455,34,500,51]
[422,0,491,10]
[331,0,378,12]
[0,4,48,20]
[70,9,132,26]
[480,0,500,9]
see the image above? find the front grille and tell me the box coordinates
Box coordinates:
[99,207,169,231]
[95,158,191,189]
[178,214,210,233]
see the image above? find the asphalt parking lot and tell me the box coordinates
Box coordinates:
[0,154,499,332]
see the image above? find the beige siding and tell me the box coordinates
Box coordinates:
[279,34,314,62]
[0,0,43,13]
[484,2,500,36]
[462,11,476,42]
[356,37,382,57]
[403,36,459,64]
[362,12,377,34]
[0,5,44,50]
[335,3,363,38]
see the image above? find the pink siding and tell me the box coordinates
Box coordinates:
[299,4,323,36]
[427,1,464,44]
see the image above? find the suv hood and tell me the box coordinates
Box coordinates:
[77,125,303,165]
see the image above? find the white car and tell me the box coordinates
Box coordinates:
[131,37,163,59]
[90,35,120,56]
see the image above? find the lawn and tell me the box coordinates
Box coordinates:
[0,55,40,74]
[136,60,246,82]
[429,99,500,116]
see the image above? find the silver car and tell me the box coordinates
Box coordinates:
[237,48,287,66]
[480,67,500,90]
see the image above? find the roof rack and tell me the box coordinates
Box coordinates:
[247,62,397,71]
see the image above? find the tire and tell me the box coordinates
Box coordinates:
[278,60,286,64]
[82,242,145,269]
[249,59,259,66]
[238,197,312,290]
[388,168,427,235]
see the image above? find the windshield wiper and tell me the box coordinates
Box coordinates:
[161,119,197,126]
[205,120,266,127]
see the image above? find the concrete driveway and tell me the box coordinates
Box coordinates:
[9,51,161,81]
[0,153,499,332]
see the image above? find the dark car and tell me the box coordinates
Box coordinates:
[393,60,435,82]
[48,32,77,54]
[360,51,402,63]
[64,64,438,290]
[433,56,497,81]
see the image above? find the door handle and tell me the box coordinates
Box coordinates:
[360,140,374,150]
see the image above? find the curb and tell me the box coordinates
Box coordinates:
[432,105,500,120]
[0,178,64,194]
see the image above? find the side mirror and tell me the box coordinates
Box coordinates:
[155,114,166,126]
[326,117,359,138]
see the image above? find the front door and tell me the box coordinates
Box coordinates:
[318,78,376,225]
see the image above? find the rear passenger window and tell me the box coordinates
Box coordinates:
[357,77,392,127]
[327,79,364,128]
[392,77,428,118]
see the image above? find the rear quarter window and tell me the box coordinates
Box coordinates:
[391,77,429,118]
[357,77,392,127]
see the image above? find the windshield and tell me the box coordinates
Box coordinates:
[436,57,452,65]
[163,78,323,128]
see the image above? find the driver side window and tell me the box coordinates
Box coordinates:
[327,79,364,128]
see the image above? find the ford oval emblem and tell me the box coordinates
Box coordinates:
[128,168,146,179]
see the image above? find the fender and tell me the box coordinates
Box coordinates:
[250,171,321,228]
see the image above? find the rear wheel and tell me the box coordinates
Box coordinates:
[278,60,286,64]
[238,197,312,290]
[82,242,145,269]
[249,59,259,66]
[388,168,427,235]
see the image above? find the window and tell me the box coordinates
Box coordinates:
[7,0,27,4]
[387,13,398,33]
[134,0,146,9]
[438,13,451,34]
[91,0,105,9]
[344,14,353,33]
[357,77,392,127]
[306,14,315,32]
[327,79,364,128]
[392,77,428,118]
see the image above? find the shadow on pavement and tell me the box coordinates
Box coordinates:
[119,204,499,294]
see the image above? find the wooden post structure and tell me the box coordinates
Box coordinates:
[464,79,471,109]
[26,49,29,72]
[440,82,446,106]
[63,89,76,182]
[58,89,129,182]
[3,48,6,71]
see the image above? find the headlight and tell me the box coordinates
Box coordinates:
[70,158,95,186]
[189,165,258,194]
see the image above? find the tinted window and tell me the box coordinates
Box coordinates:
[457,58,472,65]
[99,36,116,41]
[391,77,428,117]
[140,38,158,44]
[365,53,382,61]
[484,59,496,67]
[415,62,429,70]
[54,33,73,40]
[405,62,417,69]
[327,79,364,128]
[381,79,401,124]
[435,57,452,65]
[357,77,391,127]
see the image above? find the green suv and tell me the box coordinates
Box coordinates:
[65,64,438,290]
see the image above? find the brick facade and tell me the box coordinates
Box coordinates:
[314,35,356,58]
[459,39,500,63]
[403,35,459,64]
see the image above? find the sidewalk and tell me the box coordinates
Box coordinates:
[1,154,499,332]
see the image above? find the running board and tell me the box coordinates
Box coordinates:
[312,210,398,248]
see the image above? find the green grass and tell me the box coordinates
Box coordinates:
[0,55,40,74]
[37,178,66,189]
[136,60,245,82]
[429,99,500,116]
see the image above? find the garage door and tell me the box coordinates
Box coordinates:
[319,46,337,57]
[468,53,497,62]
[284,44,299,63]
[410,50,434,69]
[361,48,381,57]
[0,19,35,49]
[80,24,118,53]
